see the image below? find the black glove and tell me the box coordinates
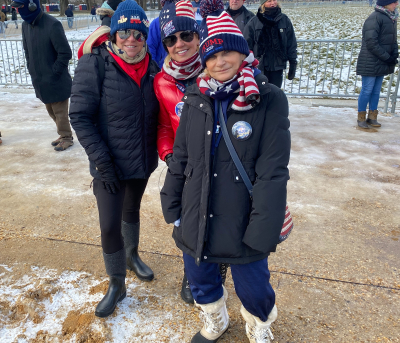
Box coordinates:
[97,161,120,194]
[288,62,297,80]
[386,55,398,65]
[164,153,173,167]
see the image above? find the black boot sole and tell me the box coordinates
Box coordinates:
[127,265,154,282]
[180,289,194,304]
[95,291,127,318]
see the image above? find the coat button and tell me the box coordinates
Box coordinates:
[200,104,203,107]
[184,96,187,99]
[262,82,265,85]
[204,215,206,219]
[236,176,239,180]
[214,173,217,177]
[204,256,207,259]
[197,258,200,262]
[207,131,211,135]
[210,214,213,218]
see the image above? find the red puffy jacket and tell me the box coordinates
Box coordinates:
[154,70,187,161]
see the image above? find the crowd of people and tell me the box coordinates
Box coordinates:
[1,0,398,341]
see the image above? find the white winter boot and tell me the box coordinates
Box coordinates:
[240,305,278,343]
[191,286,229,343]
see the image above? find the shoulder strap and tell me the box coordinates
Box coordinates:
[92,47,105,82]
[217,101,253,198]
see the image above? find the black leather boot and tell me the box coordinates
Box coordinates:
[95,249,126,318]
[121,221,154,282]
[181,273,194,304]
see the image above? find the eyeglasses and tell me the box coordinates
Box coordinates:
[163,31,195,48]
[117,29,145,42]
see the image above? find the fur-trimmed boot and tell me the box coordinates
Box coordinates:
[241,305,278,343]
[121,221,154,281]
[357,111,370,129]
[95,249,127,318]
[366,109,381,127]
[191,286,229,343]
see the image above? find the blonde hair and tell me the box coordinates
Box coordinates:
[260,1,281,13]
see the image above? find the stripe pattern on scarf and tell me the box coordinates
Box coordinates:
[163,52,202,80]
[197,52,260,111]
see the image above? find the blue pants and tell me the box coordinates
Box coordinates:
[67,17,74,29]
[183,253,275,322]
[358,75,384,112]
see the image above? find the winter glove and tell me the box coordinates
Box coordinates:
[385,55,398,65]
[288,61,297,80]
[164,153,173,167]
[97,161,120,194]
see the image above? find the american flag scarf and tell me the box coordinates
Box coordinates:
[197,53,260,111]
[162,52,202,80]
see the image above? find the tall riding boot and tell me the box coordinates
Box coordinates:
[191,286,229,343]
[95,249,127,318]
[367,109,381,127]
[121,221,154,281]
[357,111,370,129]
[241,305,278,343]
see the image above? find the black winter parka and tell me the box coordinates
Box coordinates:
[22,12,72,104]
[356,8,398,76]
[244,9,297,71]
[69,46,160,180]
[161,74,291,265]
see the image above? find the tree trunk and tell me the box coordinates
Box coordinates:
[59,0,68,16]
[158,0,161,10]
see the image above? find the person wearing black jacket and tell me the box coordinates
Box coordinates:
[161,0,290,341]
[226,0,255,33]
[64,6,74,29]
[244,0,297,88]
[69,0,159,318]
[90,5,97,22]
[356,0,398,129]
[12,0,74,151]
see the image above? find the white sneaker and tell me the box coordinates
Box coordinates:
[241,305,278,343]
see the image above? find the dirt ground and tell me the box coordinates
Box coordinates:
[0,88,399,342]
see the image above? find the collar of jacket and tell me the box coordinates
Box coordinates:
[257,7,282,23]
[161,70,187,90]
[183,73,271,116]
[30,10,43,26]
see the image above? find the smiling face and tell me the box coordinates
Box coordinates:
[166,31,200,63]
[115,30,145,58]
[263,0,278,8]
[229,0,245,10]
[205,51,245,82]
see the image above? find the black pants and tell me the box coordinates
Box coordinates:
[93,178,148,254]
[264,69,284,88]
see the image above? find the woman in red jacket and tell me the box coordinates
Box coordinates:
[155,0,229,305]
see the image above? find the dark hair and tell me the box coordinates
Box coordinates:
[109,33,117,44]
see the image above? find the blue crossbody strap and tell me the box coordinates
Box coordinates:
[217,100,253,199]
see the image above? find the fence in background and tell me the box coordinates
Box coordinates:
[0,38,399,113]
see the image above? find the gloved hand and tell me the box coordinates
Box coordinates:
[164,153,173,167]
[386,55,398,65]
[97,161,120,194]
[288,61,297,80]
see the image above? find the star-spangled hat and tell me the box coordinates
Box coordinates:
[199,0,249,67]
[159,0,199,41]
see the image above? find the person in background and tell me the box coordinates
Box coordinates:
[91,5,97,22]
[244,0,297,88]
[147,0,170,69]
[97,0,121,27]
[356,0,398,129]
[11,7,18,28]
[65,5,74,29]
[69,0,159,318]
[0,9,6,33]
[12,0,74,151]
[226,0,254,33]
[160,0,290,341]
[192,0,203,25]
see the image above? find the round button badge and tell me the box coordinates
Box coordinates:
[175,102,184,117]
[232,121,252,140]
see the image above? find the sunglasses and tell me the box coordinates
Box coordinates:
[117,29,145,42]
[163,31,195,48]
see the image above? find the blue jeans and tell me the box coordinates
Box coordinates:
[183,253,275,322]
[358,75,384,112]
[67,17,74,29]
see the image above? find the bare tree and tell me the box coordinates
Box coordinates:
[59,0,68,16]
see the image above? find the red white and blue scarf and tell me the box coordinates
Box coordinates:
[163,52,202,80]
[197,52,260,111]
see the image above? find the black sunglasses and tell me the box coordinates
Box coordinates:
[117,29,145,42]
[163,31,195,48]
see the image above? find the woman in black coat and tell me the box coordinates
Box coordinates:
[69,0,159,318]
[356,0,398,129]
[161,1,290,341]
[244,0,297,88]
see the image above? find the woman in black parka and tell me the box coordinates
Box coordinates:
[356,0,398,129]
[244,0,297,88]
[69,0,159,318]
[160,1,290,341]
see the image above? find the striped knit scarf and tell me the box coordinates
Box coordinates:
[375,5,399,22]
[163,52,202,80]
[197,53,260,111]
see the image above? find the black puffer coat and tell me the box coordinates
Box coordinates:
[244,8,297,71]
[356,8,398,76]
[161,74,291,265]
[69,46,159,180]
